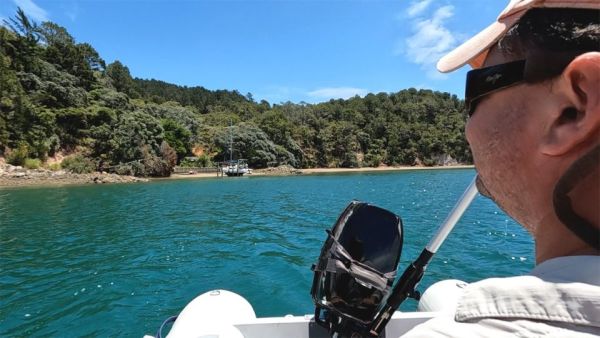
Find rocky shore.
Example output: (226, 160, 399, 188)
(253, 165, 302, 176)
(0, 164, 148, 188)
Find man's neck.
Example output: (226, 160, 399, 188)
(535, 216, 599, 264)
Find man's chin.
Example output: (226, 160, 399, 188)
(475, 173, 529, 229)
(476, 175, 494, 200)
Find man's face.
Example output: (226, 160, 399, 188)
(465, 48, 551, 233)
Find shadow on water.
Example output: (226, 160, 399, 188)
(0, 169, 533, 336)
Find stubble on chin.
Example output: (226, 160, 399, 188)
(468, 97, 535, 231)
(475, 175, 493, 200)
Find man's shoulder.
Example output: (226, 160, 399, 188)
(454, 274, 600, 325)
(529, 255, 600, 283)
(400, 315, 600, 338)
(401, 256, 600, 338)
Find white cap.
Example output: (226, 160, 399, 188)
(437, 0, 600, 73)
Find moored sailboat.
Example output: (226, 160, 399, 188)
(221, 123, 252, 177)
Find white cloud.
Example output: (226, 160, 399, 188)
(66, 9, 78, 21)
(12, 0, 49, 22)
(255, 85, 300, 104)
(406, 0, 433, 18)
(64, 1, 79, 21)
(307, 87, 368, 100)
(257, 86, 369, 104)
(402, 4, 458, 79)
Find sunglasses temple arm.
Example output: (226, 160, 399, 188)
(369, 175, 479, 337)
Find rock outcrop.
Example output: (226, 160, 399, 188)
(255, 165, 302, 176)
(0, 164, 148, 187)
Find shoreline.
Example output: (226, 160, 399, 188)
(299, 165, 474, 174)
(0, 169, 148, 189)
(164, 164, 474, 181)
(0, 165, 474, 188)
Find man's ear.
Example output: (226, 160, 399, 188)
(542, 52, 600, 156)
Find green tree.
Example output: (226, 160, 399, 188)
(77, 43, 106, 71)
(106, 61, 139, 98)
(2, 8, 40, 72)
(36, 22, 95, 88)
(161, 119, 191, 161)
(160, 141, 177, 169)
(215, 123, 296, 168)
(320, 121, 360, 168)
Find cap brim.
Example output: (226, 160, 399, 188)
(436, 14, 522, 73)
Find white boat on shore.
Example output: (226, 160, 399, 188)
(222, 159, 251, 177)
(221, 122, 252, 177)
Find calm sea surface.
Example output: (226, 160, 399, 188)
(0, 169, 534, 336)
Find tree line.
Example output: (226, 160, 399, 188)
(0, 8, 471, 177)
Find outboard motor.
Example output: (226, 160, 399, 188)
(310, 201, 403, 337)
(310, 177, 479, 338)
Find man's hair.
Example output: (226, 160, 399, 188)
(497, 8, 600, 82)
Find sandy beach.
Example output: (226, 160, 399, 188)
(164, 164, 475, 181)
(161, 172, 221, 180)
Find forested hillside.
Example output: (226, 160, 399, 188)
(0, 9, 471, 177)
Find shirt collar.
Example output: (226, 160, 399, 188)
(455, 256, 600, 327)
(530, 255, 600, 285)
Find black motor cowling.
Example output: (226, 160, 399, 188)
(311, 201, 403, 337)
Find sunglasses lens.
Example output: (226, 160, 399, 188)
(464, 60, 526, 117)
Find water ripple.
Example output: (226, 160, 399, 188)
(0, 170, 534, 336)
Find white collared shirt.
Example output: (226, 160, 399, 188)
(401, 256, 600, 337)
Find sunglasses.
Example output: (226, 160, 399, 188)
(464, 60, 525, 117)
(464, 51, 586, 117)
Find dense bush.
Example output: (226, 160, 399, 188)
(114, 163, 136, 176)
(162, 119, 191, 160)
(113, 147, 172, 177)
(215, 123, 297, 168)
(6, 142, 29, 166)
(143, 155, 171, 177)
(23, 158, 41, 169)
(48, 162, 61, 171)
(198, 154, 212, 167)
(61, 154, 95, 173)
(179, 154, 212, 167)
(122, 161, 145, 176)
(160, 141, 177, 169)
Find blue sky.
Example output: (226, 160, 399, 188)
(0, 0, 506, 104)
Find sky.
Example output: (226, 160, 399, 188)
(0, 0, 507, 104)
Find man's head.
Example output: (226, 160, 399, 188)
(437, 1, 600, 263)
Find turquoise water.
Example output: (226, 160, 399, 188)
(0, 169, 534, 336)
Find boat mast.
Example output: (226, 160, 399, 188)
(229, 121, 233, 162)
